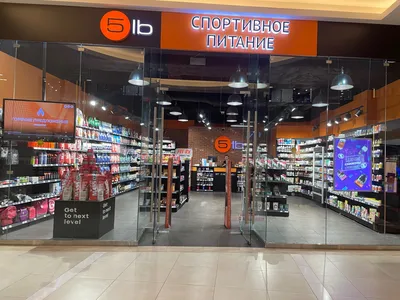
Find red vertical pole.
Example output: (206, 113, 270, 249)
(224, 160, 232, 229)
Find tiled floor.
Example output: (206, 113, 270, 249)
(1, 246, 400, 299)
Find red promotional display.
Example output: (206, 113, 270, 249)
(2, 99, 76, 142)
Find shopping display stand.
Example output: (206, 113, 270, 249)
(224, 161, 231, 229)
(53, 197, 115, 239)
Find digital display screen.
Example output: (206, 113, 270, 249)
(3, 99, 76, 142)
(333, 138, 372, 192)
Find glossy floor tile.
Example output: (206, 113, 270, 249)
(0, 246, 399, 300)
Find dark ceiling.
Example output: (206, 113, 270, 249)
(1, 40, 399, 126)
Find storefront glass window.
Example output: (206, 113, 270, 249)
(0, 37, 399, 247)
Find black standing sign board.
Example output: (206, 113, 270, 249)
(53, 197, 115, 239)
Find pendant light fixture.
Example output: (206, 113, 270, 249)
(227, 94, 243, 106)
(335, 117, 341, 124)
(327, 120, 332, 127)
(228, 66, 248, 88)
(312, 90, 328, 107)
(178, 112, 188, 122)
(255, 69, 268, 89)
(169, 103, 182, 116)
(226, 115, 237, 123)
(226, 106, 239, 116)
(291, 110, 304, 119)
(128, 64, 150, 86)
(331, 67, 354, 91)
(155, 89, 172, 106)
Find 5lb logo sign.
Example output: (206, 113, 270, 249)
(214, 136, 231, 153)
(100, 10, 153, 42)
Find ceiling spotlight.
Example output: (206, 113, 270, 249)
(227, 115, 237, 123)
(206, 122, 210, 126)
(101, 106, 106, 111)
(331, 67, 354, 91)
(312, 90, 328, 107)
(264, 127, 269, 132)
(155, 128, 159, 131)
(343, 112, 351, 121)
(335, 117, 341, 124)
(207, 126, 212, 130)
(202, 119, 206, 123)
(262, 120, 266, 123)
(355, 108, 363, 117)
(170, 105, 182, 116)
(199, 111, 204, 119)
(291, 110, 304, 119)
(290, 105, 296, 112)
(226, 106, 239, 116)
(327, 120, 332, 127)
(125, 116, 129, 120)
(227, 94, 243, 106)
(228, 65, 248, 88)
(140, 122, 145, 126)
(275, 122, 278, 126)
(128, 64, 150, 86)
(278, 116, 284, 122)
(90, 100, 97, 106)
(178, 113, 189, 122)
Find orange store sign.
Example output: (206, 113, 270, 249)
(214, 136, 232, 153)
(161, 13, 318, 56)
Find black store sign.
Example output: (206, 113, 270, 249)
(0, 4, 161, 48)
(0, 3, 399, 60)
(53, 197, 115, 239)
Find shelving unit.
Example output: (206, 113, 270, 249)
(325, 124, 400, 233)
(254, 157, 290, 217)
(0, 115, 145, 235)
(195, 166, 214, 192)
(140, 160, 189, 212)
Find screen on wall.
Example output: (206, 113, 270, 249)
(333, 138, 372, 192)
(2, 99, 76, 142)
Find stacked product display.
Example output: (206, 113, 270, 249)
(60, 149, 112, 202)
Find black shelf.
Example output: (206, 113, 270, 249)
(1, 213, 54, 233)
(327, 204, 374, 229)
(255, 210, 289, 217)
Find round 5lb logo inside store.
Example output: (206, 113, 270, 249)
(214, 136, 232, 153)
(100, 11, 131, 41)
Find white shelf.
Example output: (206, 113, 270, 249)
(0, 195, 60, 209)
(0, 179, 61, 189)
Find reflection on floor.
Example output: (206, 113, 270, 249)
(140, 192, 264, 247)
(1, 246, 400, 300)
(262, 196, 400, 245)
(1, 191, 400, 247)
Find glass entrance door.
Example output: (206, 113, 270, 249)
(239, 110, 258, 244)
